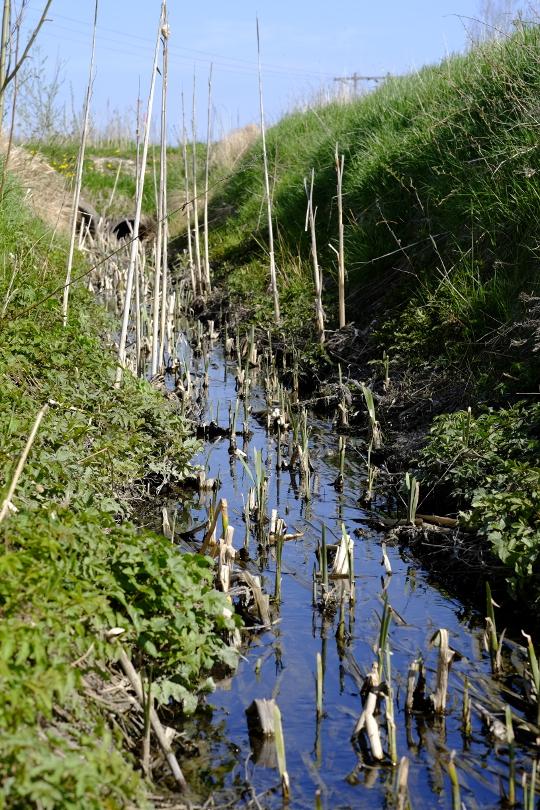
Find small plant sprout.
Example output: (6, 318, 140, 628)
(381, 542, 392, 576)
(462, 405, 472, 447)
(334, 435, 346, 491)
(377, 596, 392, 678)
(360, 383, 382, 449)
(405, 472, 420, 525)
(446, 751, 461, 810)
(320, 524, 329, 596)
(522, 631, 540, 724)
(485, 582, 502, 675)
(462, 676, 472, 738)
(385, 642, 398, 764)
(337, 364, 349, 427)
(383, 350, 390, 391)
(505, 705, 516, 806)
(273, 703, 290, 800)
(316, 651, 323, 718)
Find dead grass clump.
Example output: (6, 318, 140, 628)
(211, 124, 259, 173)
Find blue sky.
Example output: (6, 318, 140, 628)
(21, 0, 490, 138)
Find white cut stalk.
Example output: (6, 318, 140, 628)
(181, 90, 196, 294)
(158, 16, 170, 372)
(202, 62, 213, 293)
(115, 3, 163, 387)
(192, 73, 203, 294)
(0, 402, 49, 524)
(62, 0, 98, 328)
(353, 663, 384, 760)
(256, 17, 280, 324)
(335, 142, 346, 328)
(0, 0, 10, 130)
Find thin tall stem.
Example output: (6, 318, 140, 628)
(62, 0, 98, 328)
(256, 17, 280, 324)
(192, 73, 203, 295)
(158, 19, 170, 371)
(115, 3, 163, 386)
(335, 142, 346, 328)
(182, 90, 196, 295)
(305, 168, 325, 343)
(0, 0, 10, 131)
(203, 62, 213, 294)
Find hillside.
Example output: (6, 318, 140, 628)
(206, 25, 540, 600)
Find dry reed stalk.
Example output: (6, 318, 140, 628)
(305, 169, 325, 343)
(353, 662, 384, 760)
(0, 401, 50, 525)
(158, 19, 170, 371)
(256, 17, 280, 324)
(150, 17, 168, 377)
(191, 73, 203, 294)
(115, 3, 163, 386)
(334, 143, 346, 328)
(181, 90, 196, 294)
(202, 62, 213, 293)
(430, 628, 455, 714)
(62, 0, 98, 328)
(0, 0, 10, 130)
(115, 645, 187, 791)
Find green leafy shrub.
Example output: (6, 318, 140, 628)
(419, 402, 540, 596)
(0, 181, 239, 807)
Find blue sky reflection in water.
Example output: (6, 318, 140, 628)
(181, 337, 527, 810)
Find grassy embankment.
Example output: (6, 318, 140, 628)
(0, 175, 238, 807)
(29, 140, 206, 229)
(207, 26, 540, 600)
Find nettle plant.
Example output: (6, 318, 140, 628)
(418, 401, 540, 592)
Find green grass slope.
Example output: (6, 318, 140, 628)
(211, 25, 540, 388)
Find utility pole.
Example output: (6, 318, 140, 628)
(333, 72, 389, 96)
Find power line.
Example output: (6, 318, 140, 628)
(23, 3, 337, 82)
(333, 72, 390, 94)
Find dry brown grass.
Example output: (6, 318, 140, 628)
(211, 123, 259, 172)
(0, 136, 95, 236)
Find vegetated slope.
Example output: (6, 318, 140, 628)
(212, 25, 540, 386)
(209, 26, 540, 601)
(29, 140, 206, 232)
(0, 178, 238, 807)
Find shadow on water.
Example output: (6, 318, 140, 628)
(164, 330, 539, 810)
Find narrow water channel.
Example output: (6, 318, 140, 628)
(172, 328, 536, 810)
